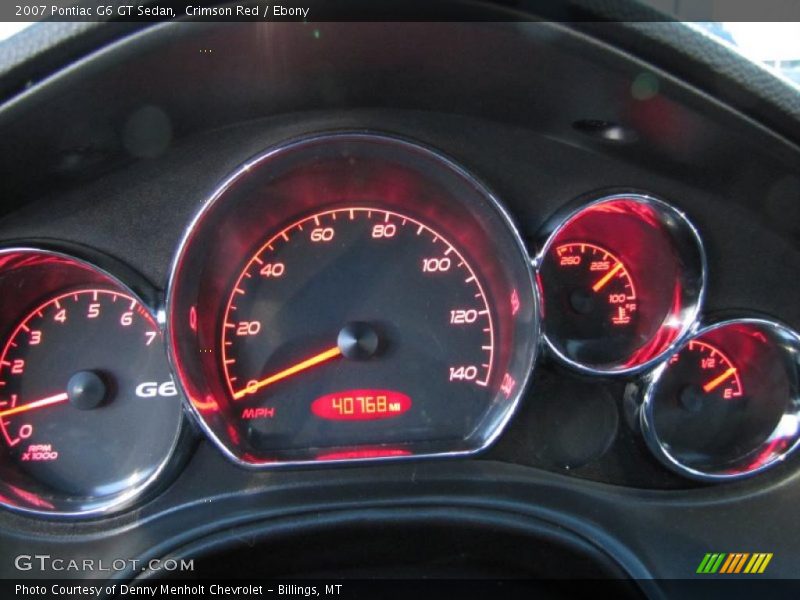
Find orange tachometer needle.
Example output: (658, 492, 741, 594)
(233, 346, 342, 400)
(0, 392, 69, 419)
(702, 367, 737, 394)
(591, 262, 624, 293)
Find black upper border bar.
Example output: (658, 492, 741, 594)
(4, 0, 800, 24)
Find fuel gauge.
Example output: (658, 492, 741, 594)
(640, 319, 800, 481)
(669, 340, 743, 410)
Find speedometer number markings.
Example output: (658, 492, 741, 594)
(222, 208, 496, 415)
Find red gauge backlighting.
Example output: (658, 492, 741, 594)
(7, 485, 55, 510)
(642, 320, 800, 480)
(166, 133, 541, 465)
(311, 389, 411, 421)
(316, 447, 413, 461)
(677, 339, 743, 400)
(540, 194, 705, 374)
(554, 242, 638, 329)
(0, 279, 184, 514)
(191, 394, 220, 413)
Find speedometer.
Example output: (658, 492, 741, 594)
(168, 133, 539, 466)
(221, 207, 496, 450)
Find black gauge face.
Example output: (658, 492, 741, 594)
(541, 242, 639, 365)
(650, 340, 748, 466)
(0, 288, 182, 503)
(169, 133, 539, 465)
(222, 207, 497, 451)
(644, 321, 800, 479)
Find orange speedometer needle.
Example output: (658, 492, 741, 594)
(591, 262, 624, 292)
(0, 392, 69, 419)
(702, 367, 738, 393)
(233, 346, 342, 400)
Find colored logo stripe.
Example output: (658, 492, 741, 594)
(696, 553, 773, 574)
(743, 553, 773, 574)
(720, 553, 749, 573)
(697, 553, 726, 573)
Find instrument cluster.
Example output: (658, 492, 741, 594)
(1, 131, 798, 518)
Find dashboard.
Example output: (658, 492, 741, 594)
(0, 10, 800, 592)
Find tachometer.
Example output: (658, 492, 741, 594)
(168, 133, 539, 466)
(0, 248, 187, 517)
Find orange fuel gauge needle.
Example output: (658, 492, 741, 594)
(233, 346, 342, 400)
(0, 392, 69, 419)
(702, 367, 738, 393)
(591, 262, 624, 293)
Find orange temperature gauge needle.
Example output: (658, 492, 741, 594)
(0, 392, 69, 419)
(702, 366, 738, 393)
(591, 262, 624, 292)
(233, 346, 342, 400)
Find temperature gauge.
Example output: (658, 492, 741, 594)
(537, 194, 705, 374)
(550, 241, 639, 341)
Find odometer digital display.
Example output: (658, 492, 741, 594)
(311, 389, 412, 421)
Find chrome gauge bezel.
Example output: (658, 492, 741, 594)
(165, 131, 541, 469)
(0, 244, 192, 519)
(534, 192, 707, 376)
(639, 317, 800, 482)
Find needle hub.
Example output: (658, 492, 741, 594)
(337, 322, 380, 360)
(679, 385, 705, 413)
(67, 371, 107, 410)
